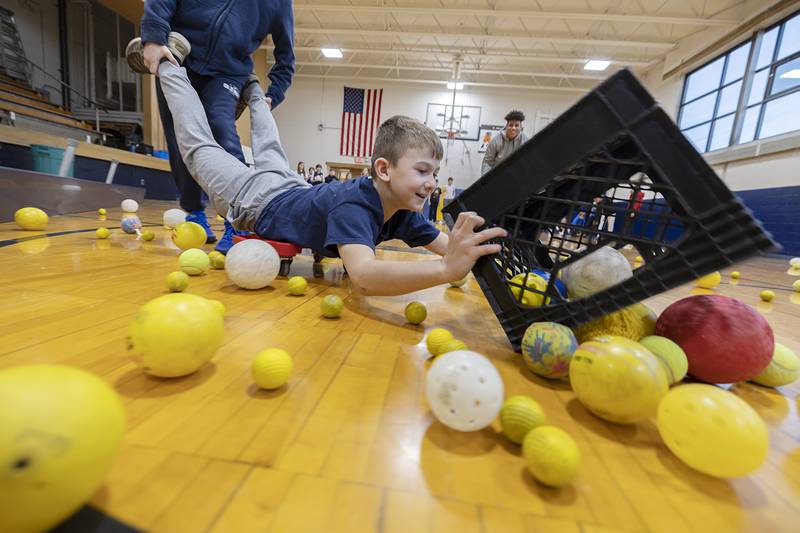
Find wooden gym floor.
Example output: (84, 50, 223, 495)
(1, 201, 799, 533)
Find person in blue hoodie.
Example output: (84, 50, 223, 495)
(129, 0, 295, 253)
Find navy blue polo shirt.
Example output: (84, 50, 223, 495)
(255, 176, 440, 257)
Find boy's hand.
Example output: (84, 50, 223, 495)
(442, 211, 506, 281)
(143, 42, 179, 74)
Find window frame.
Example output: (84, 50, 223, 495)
(678, 9, 800, 153)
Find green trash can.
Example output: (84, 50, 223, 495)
(30, 144, 74, 177)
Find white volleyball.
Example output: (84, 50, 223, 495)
(224, 239, 280, 289)
(163, 208, 187, 228)
(121, 199, 139, 213)
(561, 246, 633, 298)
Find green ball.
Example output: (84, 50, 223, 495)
(179, 248, 209, 276)
(639, 335, 688, 385)
(165, 271, 190, 292)
(321, 294, 344, 318)
(500, 395, 546, 444)
(751, 343, 800, 387)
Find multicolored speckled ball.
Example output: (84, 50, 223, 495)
(521, 322, 578, 379)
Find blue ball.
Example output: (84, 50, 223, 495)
(532, 269, 567, 299)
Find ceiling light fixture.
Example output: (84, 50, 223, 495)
(321, 48, 343, 58)
(584, 59, 611, 71)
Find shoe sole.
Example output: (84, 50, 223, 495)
(125, 32, 191, 74)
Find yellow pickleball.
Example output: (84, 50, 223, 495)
(695, 271, 721, 289)
(95, 227, 110, 239)
(426, 328, 453, 356)
(522, 426, 580, 487)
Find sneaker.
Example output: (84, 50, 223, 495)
(235, 73, 262, 120)
(126, 31, 191, 74)
(185, 210, 217, 244)
(215, 220, 249, 254)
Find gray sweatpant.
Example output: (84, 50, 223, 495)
(157, 62, 309, 231)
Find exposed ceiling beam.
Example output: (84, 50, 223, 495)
(265, 45, 652, 67)
(292, 61, 605, 81)
(292, 73, 588, 93)
(293, 4, 740, 27)
(295, 27, 676, 50)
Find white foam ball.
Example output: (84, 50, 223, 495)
(562, 246, 633, 298)
(790, 257, 800, 266)
(121, 199, 139, 213)
(426, 350, 504, 432)
(225, 239, 280, 290)
(163, 208, 187, 229)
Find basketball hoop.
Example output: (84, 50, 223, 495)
(446, 129, 457, 145)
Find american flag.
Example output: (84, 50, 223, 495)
(340, 87, 383, 157)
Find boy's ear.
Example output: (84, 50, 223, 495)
(373, 157, 391, 183)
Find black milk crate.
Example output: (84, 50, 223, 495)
(443, 69, 778, 352)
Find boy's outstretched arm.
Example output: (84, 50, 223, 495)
(339, 212, 506, 296)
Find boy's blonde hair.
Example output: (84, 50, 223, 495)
(371, 115, 443, 176)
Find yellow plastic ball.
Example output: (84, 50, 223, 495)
(793, 280, 800, 292)
(657, 384, 768, 478)
(14, 207, 48, 230)
(426, 328, 454, 356)
(760, 290, 775, 302)
(98, 208, 106, 215)
(437, 338, 467, 356)
(695, 271, 721, 289)
(141, 230, 155, 241)
(508, 272, 549, 306)
(128, 293, 224, 377)
(165, 270, 190, 292)
(522, 426, 580, 487)
(0, 365, 125, 533)
(730, 271, 741, 279)
(95, 227, 110, 239)
(404, 301, 427, 325)
(321, 294, 344, 318)
(171, 221, 207, 250)
(179, 248, 209, 276)
(208, 251, 226, 269)
(635, 255, 643, 262)
(751, 343, 800, 387)
(570, 336, 668, 424)
(500, 396, 546, 444)
(251, 348, 293, 389)
(287, 276, 308, 295)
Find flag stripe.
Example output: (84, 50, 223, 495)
(362, 89, 372, 156)
(340, 86, 382, 157)
(339, 111, 345, 155)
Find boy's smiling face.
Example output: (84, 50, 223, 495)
(379, 148, 440, 211)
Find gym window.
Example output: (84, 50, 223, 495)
(678, 10, 800, 153)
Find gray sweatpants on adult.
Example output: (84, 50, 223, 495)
(157, 62, 309, 231)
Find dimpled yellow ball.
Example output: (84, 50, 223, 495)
(95, 227, 110, 239)
(635, 255, 643, 262)
(793, 280, 800, 292)
(14, 207, 48, 230)
(657, 384, 768, 478)
(165, 270, 190, 292)
(0, 365, 125, 533)
(522, 426, 580, 487)
(500, 396, 547, 444)
(207, 251, 224, 269)
(751, 343, 800, 387)
(287, 276, 308, 295)
(98, 208, 106, 215)
(426, 328, 454, 356)
(405, 301, 427, 325)
(570, 336, 668, 424)
(438, 338, 468, 356)
(179, 248, 209, 276)
(171, 221, 207, 250)
(695, 271, 721, 289)
(128, 293, 224, 377)
(731, 271, 741, 279)
(209, 299, 226, 318)
(321, 294, 344, 318)
(760, 290, 775, 302)
(251, 348, 293, 389)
